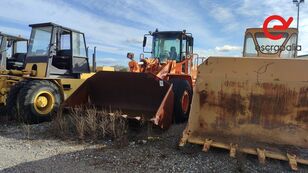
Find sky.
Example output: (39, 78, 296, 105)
(0, 0, 307, 66)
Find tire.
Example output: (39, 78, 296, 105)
(170, 78, 192, 123)
(6, 80, 28, 120)
(17, 80, 62, 123)
(0, 106, 7, 122)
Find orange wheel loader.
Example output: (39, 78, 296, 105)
(179, 28, 308, 171)
(63, 29, 201, 129)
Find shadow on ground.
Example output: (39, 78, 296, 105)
(2, 139, 307, 173)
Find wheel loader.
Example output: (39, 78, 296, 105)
(0, 33, 27, 70)
(179, 28, 308, 170)
(63, 29, 200, 128)
(0, 22, 95, 122)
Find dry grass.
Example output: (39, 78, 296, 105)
(21, 124, 31, 139)
(51, 105, 128, 143)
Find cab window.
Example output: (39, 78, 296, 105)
(28, 26, 52, 56)
(72, 32, 86, 57)
(153, 35, 181, 63)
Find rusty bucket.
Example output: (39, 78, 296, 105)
(180, 57, 308, 170)
(63, 71, 174, 129)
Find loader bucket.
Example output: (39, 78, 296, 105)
(180, 57, 308, 169)
(63, 71, 174, 129)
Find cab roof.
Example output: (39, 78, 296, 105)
(151, 30, 193, 38)
(245, 28, 298, 34)
(0, 32, 27, 41)
(29, 22, 84, 34)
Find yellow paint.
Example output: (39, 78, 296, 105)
(96, 66, 115, 72)
(25, 63, 47, 77)
(33, 90, 55, 115)
(57, 78, 87, 100)
(80, 73, 95, 79)
(182, 56, 308, 167)
(0, 75, 22, 105)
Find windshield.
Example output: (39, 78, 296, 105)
(281, 34, 297, 58)
(28, 26, 52, 56)
(255, 32, 288, 54)
(244, 33, 257, 57)
(153, 34, 181, 63)
(16, 40, 27, 53)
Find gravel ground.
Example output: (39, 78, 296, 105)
(0, 122, 307, 173)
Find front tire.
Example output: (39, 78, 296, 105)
(17, 80, 62, 123)
(6, 80, 28, 120)
(170, 78, 192, 123)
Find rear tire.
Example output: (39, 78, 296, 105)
(170, 78, 192, 123)
(17, 80, 62, 123)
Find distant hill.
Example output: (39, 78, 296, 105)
(112, 65, 128, 72)
(90, 65, 128, 72)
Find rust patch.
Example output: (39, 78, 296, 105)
(250, 84, 297, 116)
(199, 90, 208, 106)
(297, 87, 308, 107)
(211, 91, 246, 129)
(199, 122, 208, 128)
(249, 84, 298, 128)
(214, 114, 231, 129)
(224, 81, 248, 89)
(218, 91, 245, 116)
(296, 111, 308, 123)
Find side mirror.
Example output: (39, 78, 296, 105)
(7, 41, 13, 48)
(189, 37, 194, 47)
(143, 36, 147, 47)
(140, 53, 144, 60)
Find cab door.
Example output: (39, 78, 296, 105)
(71, 32, 90, 74)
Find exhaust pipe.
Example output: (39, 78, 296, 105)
(92, 47, 97, 72)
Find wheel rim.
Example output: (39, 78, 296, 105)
(181, 91, 190, 113)
(33, 91, 55, 115)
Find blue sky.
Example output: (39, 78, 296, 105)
(0, 0, 307, 66)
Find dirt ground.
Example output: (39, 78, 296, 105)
(0, 122, 307, 173)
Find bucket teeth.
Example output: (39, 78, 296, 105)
(202, 139, 213, 152)
(287, 153, 298, 171)
(179, 128, 189, 147)
(182, 57, 308, 169)
(257, 148, 266, 164)
(229, 144, 238, 158)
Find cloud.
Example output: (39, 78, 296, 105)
(0, 0, 307, 65)
(0, 0, 145, 59)
(237, 0, 264, 17)
(215, 45, 242, 52)
(0, 0, 229, 65)
(0, 25, 29, 38)
(200, 1, 241, 32)
(195, 47, 241, 58)
(124, 38, 143, 45)
(210, 6, 235, 23)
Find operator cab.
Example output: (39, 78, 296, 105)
(243, 28, 298, 58)
(143, 29, 193, 63)
(0, 33, 27, 70)
(26, 23, 90, 78)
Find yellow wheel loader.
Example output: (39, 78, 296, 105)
(0, 32, 28, 70)
(63, 29, 200, 128)
(179, 28, 308, 170)
(0, 23, 94, 123)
